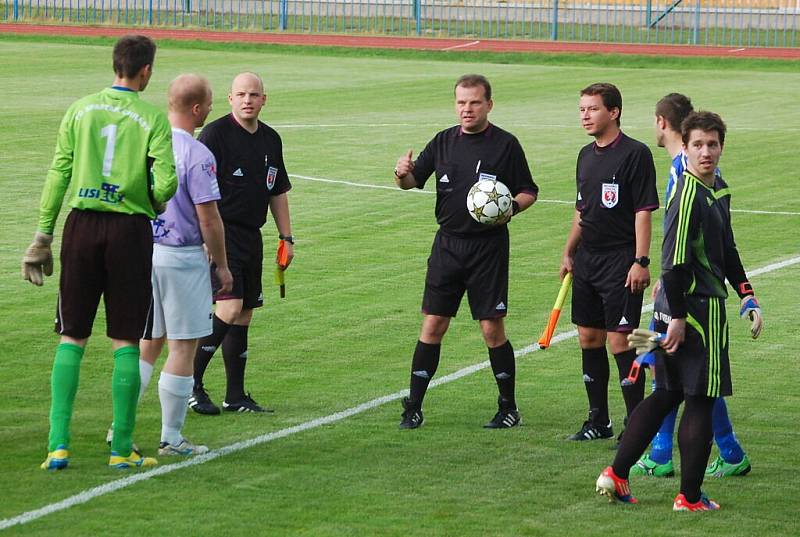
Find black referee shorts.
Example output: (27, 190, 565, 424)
(571, 245, 643, 332)
(654, 294, 732, 398)
(422, 230, 509, 320)
(212, 223, 264, 310)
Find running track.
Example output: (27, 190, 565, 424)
(1, 22, 798, 59)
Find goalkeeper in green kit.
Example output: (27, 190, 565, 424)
(22, 35, 177, 470)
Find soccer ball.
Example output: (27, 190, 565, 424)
(466, 179, 513, 225)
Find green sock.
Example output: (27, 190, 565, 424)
(48, 343, 84, 451)
(111, 346, 141, 456)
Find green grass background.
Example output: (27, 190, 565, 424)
(0, 36, 798, 536)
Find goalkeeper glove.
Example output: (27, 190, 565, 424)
(627, 328, 665, 356)
(22, 231, 54, 286)
(739, 295, 763, 339)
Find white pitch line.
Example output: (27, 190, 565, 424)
(268, 123, 800, 133)
(289, 173, 572, 204)
(731, 209, 800, 216)
(2, 254, 799, 531)
(290, 173, 800, 214)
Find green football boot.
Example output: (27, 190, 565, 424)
(705, 454, 751, 477)
(629, 454, 675, 477)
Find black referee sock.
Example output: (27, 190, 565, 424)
(222, 324, 249, 403)
(488, 340, 516, 409)
(614, 349, 645, 418)
(193, 315, 231, 390)
(678, 394, 715, 504)
(582, 347, 610, 425)
(409, 341, 441, 406)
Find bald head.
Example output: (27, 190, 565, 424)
(229, 71, 267, 130)
(231, 72, 264, 94)
(167, 74, 213, 130)
(168, 74, 211, 114)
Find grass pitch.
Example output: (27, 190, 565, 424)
(0, 36, 798, 536)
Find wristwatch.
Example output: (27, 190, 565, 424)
(279, 234, 295, 244)
(634, 256, 650, 268)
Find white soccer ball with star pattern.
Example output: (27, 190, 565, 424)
(466, 179, 513, 225)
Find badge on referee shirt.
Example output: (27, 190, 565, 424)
(601, 183, 619, 208)
(266, 167, 278, 190)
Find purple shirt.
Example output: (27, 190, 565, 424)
(152, 128, 220, 246)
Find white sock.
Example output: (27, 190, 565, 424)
(139, 360, 155, 402)
(158, 372, 194, 446)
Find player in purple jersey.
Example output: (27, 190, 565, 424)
(107, 74, 232, 455)
(629, 94, 752, 478)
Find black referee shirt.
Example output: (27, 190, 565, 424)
(413, 124, 538, 237)
(575, 132, 658, 251)
(198, 113, 291, 230)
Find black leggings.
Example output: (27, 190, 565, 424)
(612, 389, 715, 503)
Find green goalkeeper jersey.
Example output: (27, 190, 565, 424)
(38, 87, 177, 234)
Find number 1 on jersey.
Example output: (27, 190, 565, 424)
(100, 124, 117, 177)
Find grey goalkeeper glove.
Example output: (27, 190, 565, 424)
(739, 295, 763, 339)
(22, 231, 54, 286)
(627, 328, 665, 356)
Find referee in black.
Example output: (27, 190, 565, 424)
(597, 111, 763, 510)
(560, 83, 659, 441)
(189, 72, 294, 414)
(393, 74, 538, 429)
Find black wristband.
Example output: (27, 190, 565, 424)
(511, 200, 520, 216)
(279, 234, 294, 244)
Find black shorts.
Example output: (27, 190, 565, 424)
(422, 230, 509, 320)
(212, 223, 263, 309)
(56, 209, 153, 340)
(571, 245, 643, 332)
(653, 294, 731, 397)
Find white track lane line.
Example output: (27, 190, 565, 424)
(2, 258, 798, 529)
(441, 40, 481, 51)
(290, 173, 800, 215)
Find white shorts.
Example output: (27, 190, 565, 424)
(150, 244, 213, 340)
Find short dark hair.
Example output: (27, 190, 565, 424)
(455, 74, 492, 101)
(681, 111, 727, 146)
(113, 35, 157, 79)
(655, 93, 694, 132)
(580, 83, 622, 126)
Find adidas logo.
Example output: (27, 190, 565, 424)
(232, 168, 244, 177)
(495, 372, 511, 380)
(619, 316, 629, 325)
(583, 374, 595, 383)
(495, 302, 506, 311)
(412, 370, 430, 379)
(439, 174, 450, 183)
(707, 197, 714, 207)
(201, 345, 216, 352)
(501, 414, 519, 427)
